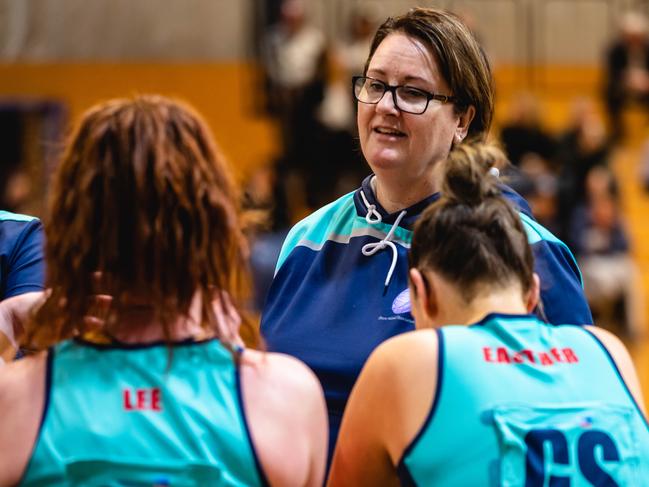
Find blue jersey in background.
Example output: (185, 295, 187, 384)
(0, 210, 45, 299)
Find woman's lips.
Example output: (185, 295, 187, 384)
(373, 127, 406, 139)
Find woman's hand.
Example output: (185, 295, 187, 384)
(0, 291, 45, 363)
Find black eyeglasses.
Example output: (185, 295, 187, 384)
(352, 76, 456, 115)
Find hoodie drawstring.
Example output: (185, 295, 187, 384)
(360, 189, 383, 224)
(360, 189, 407, 289)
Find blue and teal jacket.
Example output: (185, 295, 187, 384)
(0, 210, 44, 300)
(261, 175, 593, 458)
(399, 313, 649, 485)
(21, 338, 268, 486)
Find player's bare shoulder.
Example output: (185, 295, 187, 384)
(238, 348, 327, 440)
(240, 349, 323, 398)
(0, 352, 47, 411)
(239, 349, 327, 487)
(0, 352, 48, 485)
(371, 329, 439, 380)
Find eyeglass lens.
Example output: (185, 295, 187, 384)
(354, 77, 430, 114)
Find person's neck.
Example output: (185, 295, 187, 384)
(373, 165, 443, 214)
(103, 292, 206, 344)
(434, 288, 529, 327)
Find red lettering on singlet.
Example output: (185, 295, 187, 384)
(521, 349, 535, 363)
(563, 348, 579, 363)
(538, 352, 554, 366)
(496, 347, 511, 363)
(123, 388, 163, 412)
(510, 349, 534, 364)
(136, 389, 146, 409)
(482, 347, 577, 366)
(151, 388, 162, 411)
(123, 389, 134, 410)
(483, 347, 495, 362)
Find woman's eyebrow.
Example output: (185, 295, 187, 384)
(402, 75, 430, 84)
(366, 69, 431, 86)
(366, 68, 387, 77)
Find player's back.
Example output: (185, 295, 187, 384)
(21, 338, 266, 486)
(399, 313, 649, 486)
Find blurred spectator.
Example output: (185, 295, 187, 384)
(509, 153, 560, 235)
(604, 11, 649, 141)
(261, 0, 338, 213)
(261, 0, 327, 165)
(321, 7, 376, 132)
(499, 93, 561, 234)
(0, 109, 24, 212)
(639, 137, 649, 192)
(317, 7, 377, 199)
(570, 166, 645, 337)
(243, 165, 290, 311)
(555, 97, 612, 242)
(499, 92, 556, 167)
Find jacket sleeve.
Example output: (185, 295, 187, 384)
(532, 237, 593, 326)
(3, 219, 45, 299)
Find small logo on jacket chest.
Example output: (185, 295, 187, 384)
(391, 288, 411, 314)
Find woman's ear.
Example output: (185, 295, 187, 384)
(526, 273, 541, 313)
(456, 105, 476, 141)
(409, 268, 437, 328)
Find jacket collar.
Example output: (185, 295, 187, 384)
(353, 175, 440, 228)
(352, 174, 534, 228)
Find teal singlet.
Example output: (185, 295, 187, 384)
(21, 338, 267, 486)
(398, 314, 649, 486)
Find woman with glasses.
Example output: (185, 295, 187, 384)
(0, 95, 327, 486)
(261, 7, 593, 461)
(329, 143, 649, 485)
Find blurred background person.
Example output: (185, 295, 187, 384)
(499, 92, 556, 168)
(511, 153, 561, 236)
(244, 163, 291, 312)
(604, 11, 649, 141)
(317, 6, 378, 198)
(261, 0, 329, 211)
(570, 165, 646, 339)
(0, 96, 327, 486)
(555, 97, 613, 244)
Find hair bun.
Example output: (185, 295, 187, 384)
(442, 143, 506, 206)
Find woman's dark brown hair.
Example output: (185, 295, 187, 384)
(409, 144, 534, 302)
(23, 95, 253, 349)
(364, 7, 494, 141)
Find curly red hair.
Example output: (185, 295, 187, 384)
(24, 95, 254, 349)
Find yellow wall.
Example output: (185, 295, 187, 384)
(0, 62, 279, 181)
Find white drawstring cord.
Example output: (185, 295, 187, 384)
(360, 188, 407, 289)
(360, 189, 383, 223)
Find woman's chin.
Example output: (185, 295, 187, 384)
(366, 152, 406, 173)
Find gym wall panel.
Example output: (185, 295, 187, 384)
(536, 0, 612, 65)
(0, 0, 251, 61)
(1, 0, 644, 65)
(0, 62, 278, 180)
(446, 0, 521, 64)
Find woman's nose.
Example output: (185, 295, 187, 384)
(375, 89, 400, 115)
